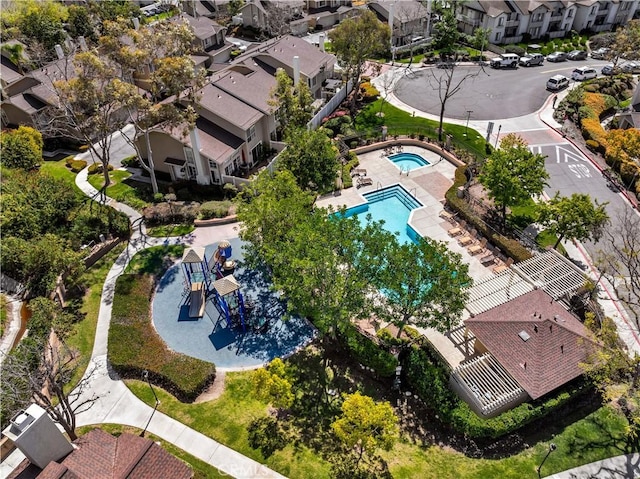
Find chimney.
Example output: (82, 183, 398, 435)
(54, 44, 64, 60)
(78, 36, 87, 51)
(132, 16, 140, 30)
(319, 33, 325, 52)
(293, 55, 300, 86)
(2, 404, 74, 469)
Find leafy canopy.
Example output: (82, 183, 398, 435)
(0, 126, 43, 170)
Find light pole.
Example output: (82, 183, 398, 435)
(494, 124, 502, 149)
(140, 369, 160, 437)
(537, 442, 557, 478)
(465, 110, 473, 137)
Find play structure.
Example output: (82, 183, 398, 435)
(212, 240, 236, 279)
(210, 275, 252, 332)
(181, 247, 212, 318)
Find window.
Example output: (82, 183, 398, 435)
(246, 124, 256, 143)
(621, 2, 630, 10)
(184, 147, 197, 179)
(203, 37, 211, 47)
(567, 8, 574, 18)
(497, 16, 504, 27)
(533, 13, 543, 22)
(311, 76, 317, 87)
(495, 32, 502, 42)
(591, 6, 597, 14)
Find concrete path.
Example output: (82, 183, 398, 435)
(0, 295, 23, 367)
(544, 452, 640, 478)
(68, 163, 287, 478)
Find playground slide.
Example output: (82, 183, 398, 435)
(189, 283, 206, 318)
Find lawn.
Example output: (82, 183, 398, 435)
(510, 200, 567, 255)
(358, 100, 489, 161)
(76, 424, 228, 479)
(123, 245, 185, 275)
(146, 223, 195, 237)
(88, 169, 152, 210)
(40, 158, 83, 194)
(128, 367, 632, 479)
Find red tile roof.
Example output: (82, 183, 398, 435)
(465, 289, 598, 399)
(35, 429, 192, 479)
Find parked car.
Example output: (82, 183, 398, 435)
(567, 50, 588, 61)
(601, 64, 621, 76)
(571, 67, 597, 81)
(519, 53, 545, 67)
(590, 47, 610, 60)
(547, 51, 568, 62)
(490, 53, 520, 69)
(621, 61, 640, 74)
(546, 74, 569, 91)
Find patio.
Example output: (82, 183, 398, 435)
(152, 237, 317, 370)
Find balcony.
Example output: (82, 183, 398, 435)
(502, 35, 523, 44)
(456, 13, 481, 27)
(505, 19, 519, 27)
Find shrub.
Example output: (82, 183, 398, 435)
(505, 45, 525, 56)
(362, 85, 380, 102)
(142, 201, 200, 226)
(71, 209, 130, 245)
(87, 162, 114, 175)
(199, 200, 233, 220)
(342, 151, 359, 189)
(324, 115, 354, 137)
(109, 273, 216, 402)
(65, 157, 87, 173)
(121, 155, 140, 168)
(585, 139, 600, 151)
(340, 324, 398, 377)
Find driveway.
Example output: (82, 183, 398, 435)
(394, 58, 611, 120)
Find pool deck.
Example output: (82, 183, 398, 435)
(316, 145, 496, 368)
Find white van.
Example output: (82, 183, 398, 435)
(546, 75, 569, 91)
(571, 67, 597, 81)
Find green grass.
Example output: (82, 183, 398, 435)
(128, 370, 632, 479)
(66, 243, 127, 389)
(0, 294, 7, 338)
(358, 100, 489, 160)
(619, 98, 632, 108)
(76, 424, 228, 479)
(88, 169, 151, 210)
(40, 158, 83, 194)
(509, 200, 567, 255)
(123, 245, 185, 275)
(146, 224, 195, 237)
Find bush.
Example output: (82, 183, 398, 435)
(109, 273, 216, 402)
(121, 155, 140, 168)
(340, 324, 398, 377)
(65, 156, 88, 173)
(585, 139, 600, 151)
(87, 162, 114, 175)
(505, 45, 525, 56)
(70, 209, 130, 245)
(199, 200, 233, 220)
(142, 201, 200, 226)
(342, 151, 359, 189)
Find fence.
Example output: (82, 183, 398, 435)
(307, 79, 354, 130)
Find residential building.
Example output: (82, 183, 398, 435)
(368, 0, 430, 46)
(179, 13, 233, 66)
(240, 0, 305, 36)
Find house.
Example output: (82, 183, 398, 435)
(573, 0, 640, 33)
(368, 0, 430, 47)
(289, 1, 357, 36)
(7, 428, 193, 478)
(240, 0, 305, 36)
(451, 289, 598, 417)
(180, 0, 220, 18)
(178, 13, 233, 66)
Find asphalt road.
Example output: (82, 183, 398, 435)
(394, 58, 612, 120)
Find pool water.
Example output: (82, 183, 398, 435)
(343, 185, 422, 244)
(388, 152, 430, 172)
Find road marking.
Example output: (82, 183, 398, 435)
(530, 146, 543, 154)
(556, 145, 587, 163)
(528, 142, 572, 147)
(540, 67, 572, 73)
(568, 164, 592, 178)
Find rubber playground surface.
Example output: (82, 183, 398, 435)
(152, 237, 317, 369)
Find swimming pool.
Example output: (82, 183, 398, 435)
(343, 185, 422, 244)
(388, 152, 430, 172)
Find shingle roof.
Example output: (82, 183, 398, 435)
(465, 289, 598, 399)
(181, 13, 225, 40)
(198, 83, 263, 129)
(211, 62, 277, 114)
(36, 429, 192, 479)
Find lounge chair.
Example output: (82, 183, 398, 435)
(350, 168, 367, 177)
(493, 257, 514, 274)
(458, 234, 474, 246)
(439, 210, 455, 223)
(467, 238, 487, 255)
(357, 177, 373, 188)
(480, 253, 496, 265)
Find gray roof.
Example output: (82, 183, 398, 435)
(181, 13, 225, 40)
(198, 83, 263, 129)
(211, 62, 277, 114)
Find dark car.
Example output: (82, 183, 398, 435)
(590, 47, 610, 59)
(601, 64, 621, 76)
(567, 50, 587, 61)
(621, 61, 640, 74)
(547, 51, 568, 62)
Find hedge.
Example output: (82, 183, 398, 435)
(339, 323, 398, 377)
(109, 273, 216, 402)
(199, 200, 233, 220)
(87, 163, 114, 175)
(445, 166, 533, 263)
(65, 156, 87, 173)
(341, 151, 359, 189)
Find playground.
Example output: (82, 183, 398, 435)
(152, 237, 317, 369)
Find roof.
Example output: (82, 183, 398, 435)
(211, 61, 277, 114)
(466, 289, 598, 399)
(212, 274, 240, 296)
(197, 83, 263, 130)
(0, 55, 24, 86)
(371, 0, 429, 20)
(13, 429, 192, 479)
(180, 13, 225, 40)
(4, 93, 47, 115)
(182, 246, 206, 263)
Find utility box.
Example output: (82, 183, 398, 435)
(2, 404, 73, 469)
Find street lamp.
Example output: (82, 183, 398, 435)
(140, 369, 160, 437)
(465, 110, 473, 137)
(494, 124, 502, 149)
(537, 442, 557, 478)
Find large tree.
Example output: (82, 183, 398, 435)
(277, 128, 340, 192)
(1, 0, 68, 51)
(268, 68, 314, 138)
(332, 392, 398, 467)
(0, 125, 43, 170)
(329, 10, 390, 113)
(537, 193, 609, 249)
(431, 7, 459, 53)
(608, 19, 640, 64)
(376, 237, 471, 338)
(479, 133, 549, 229)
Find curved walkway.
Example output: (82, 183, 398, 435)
(71, 166, 286, 478)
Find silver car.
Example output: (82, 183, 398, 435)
(519, 53, 545, 67)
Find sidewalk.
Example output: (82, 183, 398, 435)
(544, 452, 639, 478)
(68, 166, 287, 478)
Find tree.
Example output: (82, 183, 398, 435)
(278, 128, 340, 192)
(472, 27, 491, 59)
(252, 358, 294, 414)
(332, 392, 398, 466)
(608, 19, 640, 64)
(425, 52, 485, 142)
(376, 237, 471, 338)
(88, 0, 141, 32)
(0, 337, 98, 440)
(329, 10, 390, 113)
(479, 133, 549, 229)
(595, 207, 640, 331)
(0, 126, 43, 170)
(1, 0, 68, 51)
(537, 193, 609, 249)
(67, 5, 95, 40)
(100, 19, 206, 194)
(431, 7, 459, 53)
(268, 68, 314, 138)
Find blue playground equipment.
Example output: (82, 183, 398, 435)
(181, 247, 212, 318)
(212, 240, 235, 279)
(210, 275, 248, 332)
